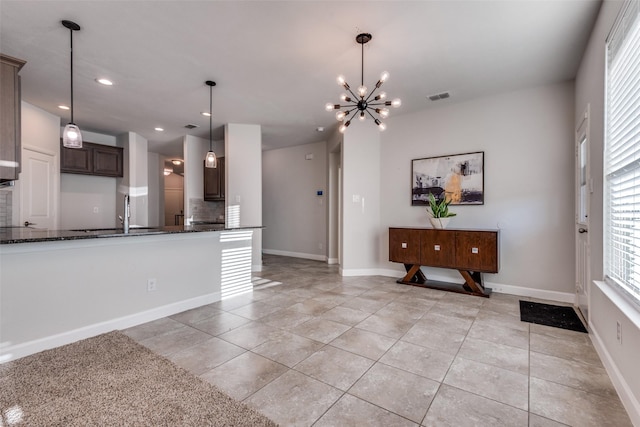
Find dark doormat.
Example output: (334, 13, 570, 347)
(519, 301, 587, 333)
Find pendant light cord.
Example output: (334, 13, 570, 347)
(69, 27, 74, 123)
(360, 40, 364, 88)
(209, 83, 213, 151)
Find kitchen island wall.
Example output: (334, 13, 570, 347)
(0, 228, 254, 362)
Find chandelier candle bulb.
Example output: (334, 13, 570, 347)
(375, 92, 386, 101)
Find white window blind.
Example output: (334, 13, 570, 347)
(605, 0, 640, 304)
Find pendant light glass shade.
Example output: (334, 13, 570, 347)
(204, 80, 217, 168)
(205, 150, 217, 168)
(62, 123, 82, 148)
(61, 20, 82, 148)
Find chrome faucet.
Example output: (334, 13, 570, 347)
(118, 194, 130, 234)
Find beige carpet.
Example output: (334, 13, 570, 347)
(0, 331, 277, 426)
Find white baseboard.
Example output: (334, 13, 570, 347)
(370, 268, 575, 303)
(590, 326, 640, 426)
(340, 268, 388, 276)
(0, 292, 221, 364)
(327, 258, 339, 265)
(263, 248, 326, 262)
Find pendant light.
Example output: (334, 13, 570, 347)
(61, 20, 83, 148)
(204, 80, 217, 168)
(325, 33, 401, 133)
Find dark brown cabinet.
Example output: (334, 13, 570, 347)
(389, 227, 499, 297)
(0, 54, 26, 182)
(204, 157, 225, 201)
(60, 140, 123, 177)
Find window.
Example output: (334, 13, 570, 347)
(604, 0, 640, 304)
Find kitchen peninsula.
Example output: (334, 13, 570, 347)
(0, 225, 259, 362)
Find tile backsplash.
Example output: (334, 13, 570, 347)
(0, 191, 12, 227)
(189, 198, 225, 222)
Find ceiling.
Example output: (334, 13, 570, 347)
(0, 1, 601, 159)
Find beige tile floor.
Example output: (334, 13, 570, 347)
(123, 255, 632, 426)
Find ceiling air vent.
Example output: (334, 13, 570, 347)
(428, 91, 451, 101)
(184, 124, 199, 129)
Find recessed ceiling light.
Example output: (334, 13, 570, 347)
(172, 160, 182, 165)
(58, 105, 70, 110)
(316, 127, 324, 132)
(201, 112, 211, 117)
(96, 78, 113, 86)
(154, 127, 164, 132)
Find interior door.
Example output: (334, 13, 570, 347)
(20, 147, 57, 229)
(575, 106, 591, 323)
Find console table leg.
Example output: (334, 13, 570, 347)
(401, 264, 427, 284)
(458, 270, 488, 296)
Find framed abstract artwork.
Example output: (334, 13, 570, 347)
(411, 151, 484, 206)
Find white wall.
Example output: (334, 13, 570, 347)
(116, 132, 149, 227)
(341, 120, 382, 274)
(380, 82, 575, 297)
(60, 130, 118, 229)
(147, 152, 163, 227)
(183, 134, 208, 222)
(225, 123, 263, 270)
(262, 141, 327, 260)
(575, 1, 640, 423)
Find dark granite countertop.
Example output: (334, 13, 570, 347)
(0, 224, 261, 245)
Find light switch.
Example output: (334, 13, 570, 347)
(472, 247, 479, 254)
(401, 242, 407, 249)
(434, 245, 440, 251)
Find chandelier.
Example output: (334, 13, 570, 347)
(326, 33, 401, 133)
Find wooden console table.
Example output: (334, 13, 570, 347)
(389, 227, 499, 298)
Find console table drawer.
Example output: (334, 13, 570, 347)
(420, 230, 456, 268)
(455, 231, 498, 272)
(389, 227, 420, 264)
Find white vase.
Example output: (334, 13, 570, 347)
(429, 217, 451, 229)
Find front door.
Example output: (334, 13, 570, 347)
(575, 106, 591, 323)
(20, 148, 57, 230)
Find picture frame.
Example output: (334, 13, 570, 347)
(411, 151, 484, 206)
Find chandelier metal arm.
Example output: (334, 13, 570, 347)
(346, 109, 359, 123)
(343, 83, 360, 102)
(365, 108, 379, 121)
(363, 84, 381, 104)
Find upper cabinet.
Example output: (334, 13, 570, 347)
(0, 54, 26, 182)
(204, 157, 225, 201)
(60, 140, 123, 177)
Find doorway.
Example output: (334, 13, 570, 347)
(328, 146, 342, 265)
(20, 147, 57, 229)
(164, 159, 184, 226)
(575, 105, 591, 323)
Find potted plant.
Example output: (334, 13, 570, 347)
(426, 193, 456, 229)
